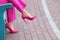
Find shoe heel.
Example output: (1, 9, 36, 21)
(22, 18, 27, 24)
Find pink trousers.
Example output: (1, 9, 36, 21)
(0, 0, 26, 22)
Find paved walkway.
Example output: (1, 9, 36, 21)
(6, 0, 60, 40)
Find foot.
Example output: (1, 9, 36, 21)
(6, 23, 18, 33)
(22, 14, 36, 20)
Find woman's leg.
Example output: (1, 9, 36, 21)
(8, 0, 33, 17)
(6, 7, 18, 33)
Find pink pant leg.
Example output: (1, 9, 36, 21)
(8, 0, 26, 12)
(0, 0, 7, 4)
(6, 7, 16, 22)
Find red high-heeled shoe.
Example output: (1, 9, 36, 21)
(6, 23, 18, 33)
(22, 14, 36, 22)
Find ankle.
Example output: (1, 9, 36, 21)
(6, 22, 15, 30)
